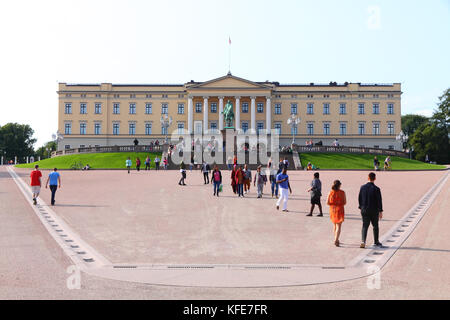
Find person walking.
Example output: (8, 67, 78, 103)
(254, 165, 267, 198)
(373, 156, 380, 171)
(243, 164, 252, 194)
(358, 172, 383, 248)
(227, 156, 233, 170)
(136, 157, 141, 172)
(235, 165, 245, 197)
(125, 157, 132, 173)
(145, 156, 151, 170)
(307, 172, 323, 217)
(230, 165, 237, 194)
(30, 164, 42, 205)
(201, 161, 210, 184)
(154, 156, 160, 171)
(163, 157, 168, 170)
(45, 168, 61, 206)
(269, 167, 280, 198)
(178, 162, 187, 185)
(212, 166, 222, 197)
(276, 167, 292, 212)
(327, 180, 346, 247)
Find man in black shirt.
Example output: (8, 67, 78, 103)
(358, 172, 383, 248)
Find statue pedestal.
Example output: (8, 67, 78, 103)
(222, 128, 236, 156)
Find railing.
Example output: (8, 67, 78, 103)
(293, 145, 409, 158)
(51, 145, 163, 158)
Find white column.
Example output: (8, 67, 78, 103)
(235, 97, 240, 130)
(187, 96, 193, 134)
(219, 97, 224, 131)
(203, 97, 208, 133)
(250, 96, 256, 131)
(266, 96, 271, 133)
(1, 156, 3, 165)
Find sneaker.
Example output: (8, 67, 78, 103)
(374, 242, 383, 247)
(317, 214, 323, 217)
(360, 243, 365, 248)
(306, 213, 313, 217)
(276, 205, 279, 210)
(282, 209, 289, 212)
(33, 198, 37, 205)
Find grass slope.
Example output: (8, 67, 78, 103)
(299, 153, 446, 170)
(15, 152, 162, 169)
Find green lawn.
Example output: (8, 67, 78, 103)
(15, 152, 162, 169)
(299, 153, 446, 170)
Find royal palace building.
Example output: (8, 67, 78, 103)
(57, 74, 402, 150)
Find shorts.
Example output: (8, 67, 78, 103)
(31, 186, 41, 194)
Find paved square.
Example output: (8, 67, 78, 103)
(14, 168, 445, 267)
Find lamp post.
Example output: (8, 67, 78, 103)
(396, 130, 410, 158)
(287, 114, 301, 145)
(160, 114, 173, 144)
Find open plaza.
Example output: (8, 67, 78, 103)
(0, 164, 449, 299)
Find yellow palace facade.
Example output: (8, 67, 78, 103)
(57, 74, 402, 150)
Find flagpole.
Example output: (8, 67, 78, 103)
(228, 36, 231, 74)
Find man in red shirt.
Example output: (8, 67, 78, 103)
(30, 164, 42, 205)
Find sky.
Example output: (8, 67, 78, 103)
(0, 0, 449, 147)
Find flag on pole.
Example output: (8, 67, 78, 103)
(229, 36, 231, 45)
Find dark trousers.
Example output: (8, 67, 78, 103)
(155, 162, 160, 170)
(145, 163, 150, 170)
(237, 183, 244, 197)
(179, 172, 186, 185)
(136, 165, 140, 172)
(50, 185, 57, 205)
(361, 209, 380, 244)
(203, 172, 209, 184)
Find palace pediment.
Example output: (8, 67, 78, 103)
(186, 74, 273, 90)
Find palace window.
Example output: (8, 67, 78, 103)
(210, 103, 217, 113)
(242, 103, 249, 113)
(79, 123, 86, 135)
(113, 103, 120, 114)
(323, 123, 330, 135)
(161, 103, 168, 114)
(358, 103, 365, 114)
(387, 122, 395, 135)
(114, 94, 120, 98)
(340, 123, 347, 135)
(130, 94, 136, 98)
(94, 123, 101, 135)
(177, 123, 185, 134)
(210, 122, 217, 132)
(291, 124, 298, 135)
(65, 103, 72, 114)
(145, 103, 152, 114)
(162, 94, 168, 98)
(274, 122, 282, 134)
(145, 123, 152, 135)
(307, 123, 314, 135)
(339, 103, 346, 115)
(241, 122, 249, 132)
(274, 103, 282, 114)
(358, 123, 365, 135)
(64, 123, 71, 135)
(162, 126, 168, 135)
(307, 103, 314, 114)
(95, 103, 102, 114)
(178, 103, 184, 114)
(373, 123, 380, 135)
(372, 103, 380, 114)
(290, 103, 297, 115)
(129, 103, 136, 114)
(195, 102, 202, 113)
(146, 94, 152, 98)
(129, 123, 136, 135)
(113, 123, 120, 135)
(323, 103, 330, 115)
(80, 103, 87, 114)
(387, 103, 394, 114)
(257, 122, 264, 134)
(257, 103, 264, 113)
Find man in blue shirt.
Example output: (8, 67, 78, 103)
(45, 168, 61, 206)
(276, 168, 292, 212)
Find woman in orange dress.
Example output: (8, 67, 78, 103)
(327, 180, 346, 247)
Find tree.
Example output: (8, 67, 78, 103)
(35, 141, 57, 159)
(409, 88, 450, 164)
(409, 122, 449, 163)
(0, 123, 36, 161)
(401, 114, 429, 136)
